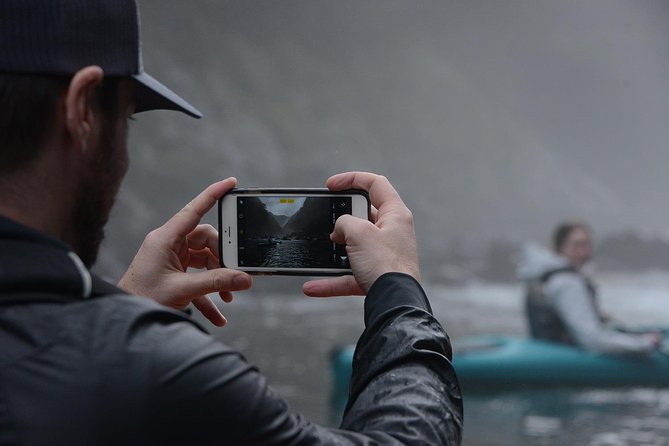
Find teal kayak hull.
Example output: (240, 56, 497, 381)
(452, 335, 669, 389)
(330, 335, 669, 421)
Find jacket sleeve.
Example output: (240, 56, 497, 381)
(546, 273, 656, 355)
(138, 273, 463, 445)
(339, 272, 463, 445)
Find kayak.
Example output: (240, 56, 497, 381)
(330, 335, 669, 420)
(451, 335, 669, 389)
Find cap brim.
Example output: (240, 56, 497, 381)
(131, 72, 202, 119)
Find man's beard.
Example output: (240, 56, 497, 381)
(70, 121, 126, 268)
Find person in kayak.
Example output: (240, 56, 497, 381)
(0, 1, 462, 444)
(517, 221, 661, 355)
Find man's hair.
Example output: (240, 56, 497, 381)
(552, 221, 591, 252)
(0, 74, 122, 175)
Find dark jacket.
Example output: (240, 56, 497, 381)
(0, 216, 463, 445)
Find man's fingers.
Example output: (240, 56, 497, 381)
(174, 269, 252, 300)
(207, 253, 222, 271)
(331, 214, 374, 245)
(369, 205, 379, 223)
(187, 224, 220, 257)
(163, 178, 237, 238)
(219, 291, 234, 303)
(187, 248, 222, 270)
(327, 172, 403, 211)
(188, 249, 214, 269)
(192, 295, 227, 327)
(330, 214, 350, 245)
(303, 276, 365, 297)
(187, 251, 233, 303)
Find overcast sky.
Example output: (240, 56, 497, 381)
(260, 197, 306, 217)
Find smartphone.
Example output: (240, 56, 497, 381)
(218, 188, 370, 275)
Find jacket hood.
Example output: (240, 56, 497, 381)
(516, 243, 570, 282)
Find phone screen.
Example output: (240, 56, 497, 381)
(236, 195, 352, 269)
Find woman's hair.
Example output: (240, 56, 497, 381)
(552, 221, 591, 253)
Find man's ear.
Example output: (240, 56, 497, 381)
(64, 66, 104, 152)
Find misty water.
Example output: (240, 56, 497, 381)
(248, 240, 338, 268)
(192, 272, 669, 446)
(262, 241, 314, 267)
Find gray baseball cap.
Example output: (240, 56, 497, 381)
(0, 0, 202, 118)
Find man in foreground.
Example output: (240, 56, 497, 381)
(0, 1, 462, 444)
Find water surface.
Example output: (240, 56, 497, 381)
(194, 272, 669, 445)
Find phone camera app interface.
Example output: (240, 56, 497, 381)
(237, 196, 352, 268)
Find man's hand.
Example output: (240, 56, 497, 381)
(118, 178, 252, 326)
(303, 172, 420, 297)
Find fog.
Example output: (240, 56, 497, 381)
(97, 0, 669, 282)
